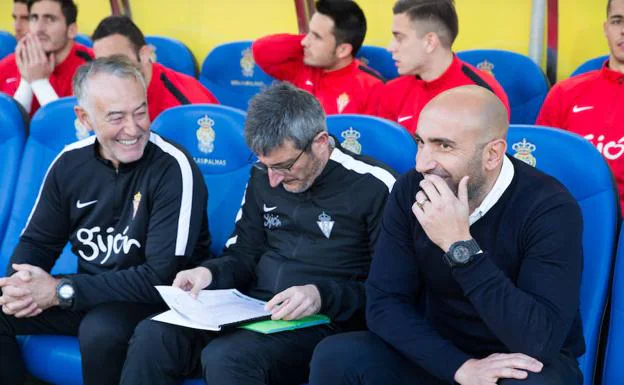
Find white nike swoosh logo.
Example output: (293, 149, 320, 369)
(305, 80, 313, 86)
(76, 200, 98, 209)
(398, 115, 414, 123)
(572, 105, 594, 113)
(263, 204, 277, 212)
(6, 77, 17, 84)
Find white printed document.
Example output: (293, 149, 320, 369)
(152, 286, 272, 331)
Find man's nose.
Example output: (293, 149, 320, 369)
(268, 168, 285, 188)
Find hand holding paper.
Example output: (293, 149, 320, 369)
(173, 266, 213, 298)
(265, 284, 321, 321)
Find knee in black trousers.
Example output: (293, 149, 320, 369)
(78, 302, 163, 385)
(310, 331, 445, 385)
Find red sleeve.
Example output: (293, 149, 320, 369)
(535, 85, 563, 128)
(363, 81, 384, 116)
(0, 55, 19, 96)
(483, 75, 511, 122)
(372, 82, 401, 121)
(183, 76, 220, 104)
(252, 34, 305, 81)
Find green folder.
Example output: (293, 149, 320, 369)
(240, 314, 330, 334)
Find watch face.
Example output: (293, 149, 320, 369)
(452, 245, 472, 263)
(59, 284, 75, 299)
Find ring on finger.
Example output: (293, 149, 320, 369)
(416, 197, 429, 209)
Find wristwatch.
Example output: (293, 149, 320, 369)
(55, 278, 75, 309)
(443, 239, 482, 268)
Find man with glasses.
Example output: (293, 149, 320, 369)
(120, 82, 397, 385)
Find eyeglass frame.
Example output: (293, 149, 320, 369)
(252, 132, 321, 174)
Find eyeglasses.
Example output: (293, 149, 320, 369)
(253, 138, 314, 174)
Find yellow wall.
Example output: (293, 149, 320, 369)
(0, 0, 611, 81)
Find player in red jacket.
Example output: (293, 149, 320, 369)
(537, 0, 624, 212)
(371, 0, 509, 134)
(0, 0, 92, 116)
(252, 0, 384, 115)
(92, 16, 218, 122)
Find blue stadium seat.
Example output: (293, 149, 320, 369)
(327, 114, 416, 174)
(200, 41, 274, 111)
(152, 104, 252, 257)
(570, 55, 608, 77)
(602, 224, 624, 385)
(0, 97, 89, 277)
(506, 125, 618, 385)
(1, 97, 93, 385)
(0, 94, 26, 250)
(0, 31, 16, 60)
(74, 33, 92, 48)
(146, 35, 198, 78)
(457, 49, 549, 125)
(356, 45, 398, 81)
(18, 332, 203, 385)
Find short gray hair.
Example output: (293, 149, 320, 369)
(73, 55, 146, 112)
(245, 82, 327, 156)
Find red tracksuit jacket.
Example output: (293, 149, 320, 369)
(536, 61, 624, 212)
(0, 42, 93, 116)
(371, 55, 510, 134)
(252, 34, 384, 115)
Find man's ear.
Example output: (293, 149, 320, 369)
(138, 44, 155, 64)
(67, 23, 77, 40)
(483, 139, 507, 171)
(423, 32, 440, 54)
(74, 105, 94, 132)
(335, 42, 353, 60)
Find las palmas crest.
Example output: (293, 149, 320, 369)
(341, 127, 362, 154)
(196, 115, 216, 154)
(240, 48, 255, 77)
(512, 138, 537, 167)
(477, 59, 495, 77)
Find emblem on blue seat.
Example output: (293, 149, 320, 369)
(241, 48, 255, 78)
(477, 59, 495, 77)
(341, 127, 362, 154)
(512, 138, 537, 167)
(196, 114, 216, 154)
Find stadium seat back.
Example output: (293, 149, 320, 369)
(327, 114, 416, 174)
(146, 35, 198, 77)
(151, 104, 252, 256)
(570, 55, 608, 77)
(0, 97, 88, 276)
(74, 33, 92, 48)
(603, 224, 624, 385)
(0, 31, 16, 60)
(507, 124, 618, 385)
(0, 94, 26, 259)
(200, 41, 274, 111)
(356, 45, 398, 81)
(457, 49, 549, 124)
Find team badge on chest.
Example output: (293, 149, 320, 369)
(132, 192, 142, 219)
(317, 211, 335, 239)
(337, 93, 350, 113)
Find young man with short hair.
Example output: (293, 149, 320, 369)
(253, 0, 384, 115)
(372, 0, 509, 133)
